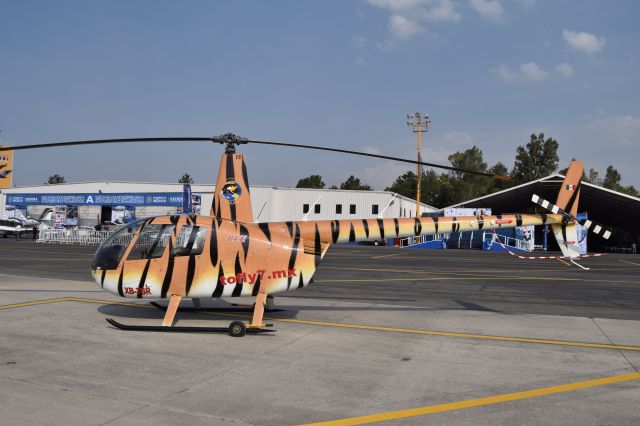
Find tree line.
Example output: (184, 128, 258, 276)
(294, 133, 639, 208)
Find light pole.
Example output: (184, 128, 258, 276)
(406, 113, 430, 217)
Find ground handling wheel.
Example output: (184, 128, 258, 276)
(229, 321, 246, 337)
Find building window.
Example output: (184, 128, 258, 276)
(303, 204, 309, 214)
(314, 204, 321, 214)
(350, 204, 356, 214)
(372, 204, 379, 215)
(336, 204, 342, 214)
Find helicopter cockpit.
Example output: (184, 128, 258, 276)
(92, 218, 209, 270)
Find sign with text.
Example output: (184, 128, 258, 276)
(6, 192, 185, 206)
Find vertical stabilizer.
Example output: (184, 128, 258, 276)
(556, 160, 583, 217)
(210, 153, 254, 223)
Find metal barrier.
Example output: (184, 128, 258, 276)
(483, 232, 533, 252)
(37, 228, 113, 245)
(400, 234, 447, 247)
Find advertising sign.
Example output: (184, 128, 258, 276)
(182, 184, 193, 214)
(53, 206, 67, 229)
(6, 192, 185, 206)
(0, 147, 13, 189)
(443, 207, 492, 217)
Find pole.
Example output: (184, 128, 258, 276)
(407, 113, 430, 218)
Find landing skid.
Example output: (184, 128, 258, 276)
(149, 301, 285, 313)
(106, 318, 274, 336)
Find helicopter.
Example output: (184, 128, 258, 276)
(0, 134, 611, 336)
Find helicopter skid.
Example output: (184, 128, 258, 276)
(106, 318, 274, 335)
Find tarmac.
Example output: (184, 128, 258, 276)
(1, 239, 639, 425)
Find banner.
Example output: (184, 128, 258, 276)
(6, 192, 184, 206)
(0, 147, 13, 189)
(182, 184, 192, 214)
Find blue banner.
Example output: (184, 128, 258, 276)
(6, 193, 185, 206)
(182, 184, 192, 214)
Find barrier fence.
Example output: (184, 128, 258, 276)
(37, 229, 113, 245)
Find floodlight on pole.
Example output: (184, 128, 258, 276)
(406, 113, 430, 217)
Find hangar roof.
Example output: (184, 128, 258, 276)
(446, 174, 640, 234)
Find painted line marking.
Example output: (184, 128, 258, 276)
(371, 253, 403, 259)
(299, 372, 640, 425)
(3, 297, 640, 352)
(0, 297, 72, 310)
(619, 259, 640, 267)
(556, 258, 571, 267)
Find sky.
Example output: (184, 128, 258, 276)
(1, 0, 638, 190)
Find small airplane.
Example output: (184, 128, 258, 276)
(0, 134, 612, 336)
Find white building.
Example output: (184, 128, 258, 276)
(0, 181, 434, 227)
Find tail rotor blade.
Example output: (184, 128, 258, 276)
(531, 194, 611, 240)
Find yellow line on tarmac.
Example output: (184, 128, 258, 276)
(4, 297, 640, 352)
(202, 311, 640, 352)
(619, 259, 640, 267)
(556, 258, 571, 267)
(316, 276, 640, 285)
(299, 372, 640, 425)
(371, 253, 403, 259)
(0, 297, 72, 310)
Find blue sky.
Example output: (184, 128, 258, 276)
(1, 0, 638, 190)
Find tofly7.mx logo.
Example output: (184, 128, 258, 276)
(220, 269, 297, 285)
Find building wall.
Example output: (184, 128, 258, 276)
(1, 181, 434, 224)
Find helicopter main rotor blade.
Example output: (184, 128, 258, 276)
(0, 135, 507, 179)
(0, 137, 212, 151)
(245, 139, 500, 178)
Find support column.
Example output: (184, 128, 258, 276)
(251, 293, 267, 327)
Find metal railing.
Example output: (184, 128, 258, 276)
(483, 232, 533, 252)
(37, 228, 113, 245)
(399, 234, 447, 247)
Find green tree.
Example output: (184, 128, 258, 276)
(447, 145, 490, 203)
(339, 175, 372, 191)
(511, 133, 559, 184)
(296, 174, 325, 189)
(602, 165, 621, 190)
(46, 174, 65, 184)
(488, 162, 512, 193)
(385, 171, 418, 200)
(178, 173, 194, 184)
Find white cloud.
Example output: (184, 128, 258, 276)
(491, 62, 548, 83)
(562, 30, 606, 54)
(555, 62, 575, 77)
(588, 115, 640, 147)
(351, 35, 368, 48)
(389, 14, 424, 40)
(468, 0, 505, 22)
(519, 62, 548, 81)
(366, 0, 460, 47)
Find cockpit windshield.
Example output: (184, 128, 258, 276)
(92, 219, 146, 270)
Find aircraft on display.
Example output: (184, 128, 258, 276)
(0, 134, 612, 336)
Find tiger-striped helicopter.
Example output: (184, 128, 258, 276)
(0, 134, 609, 336)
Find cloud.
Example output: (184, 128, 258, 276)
(588, 115, 640, 147)
(366, 0, 460, 46)
(351, 35, 368, 48)
(562, 30, 606, 54)
(555, 62, 575, 77)
(468, 0, 505, 22)
(491, 62, 548, 83)
(389, 14, 424, 39)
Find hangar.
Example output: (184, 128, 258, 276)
(447, 173, 640, 250)
(0, 181, 434, 228)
